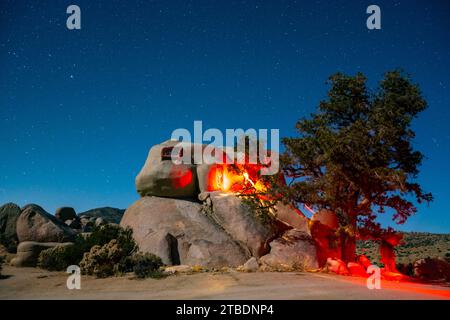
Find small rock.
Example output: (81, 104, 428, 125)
(326, 258, 350, 275)
(347, 262, 368, 277)
(66, 219, 81, 229)
(198, 192, 210, 202)
(164, 265, 192, 274)
(239, 257, 259, 272)
(95, 217, 106, 227)
(55, 207, 77, 222)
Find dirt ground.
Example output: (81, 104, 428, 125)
(0, 265, 449, 300)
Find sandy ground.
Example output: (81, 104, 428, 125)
(0, 265, 449, 300)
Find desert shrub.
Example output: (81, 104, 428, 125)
(132, 252, 164, 279)
(81, 224, 137, 255)
(0, 234, 17, 253)
(37, 224, 137, 272)
(37, 245, 79, 271)
(79, 240, 164, 279)
(80, 239, 125, 278)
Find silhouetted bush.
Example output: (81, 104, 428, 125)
(132, 252, 164, 279)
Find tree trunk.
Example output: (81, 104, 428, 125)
(341, 234, 356, 263)
(340, 213, 357, 263)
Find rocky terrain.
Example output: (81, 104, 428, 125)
(357, 232, 450, 265)
(1, 141, 449, 285)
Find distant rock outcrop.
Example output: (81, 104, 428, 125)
(16, 204, 76, 243)
(78, 207, 125, 224)
(55, 207, 77, 222)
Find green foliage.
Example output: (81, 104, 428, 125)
(79, 241, 161, 279)
(240, 196, 276, 226)
(132, 252, 164, 279)
(37, 245, 79, 271)
(82, 224, 137, 256)
(357, 232, 450, 265)
(0, 234, 17, 253)
(80, 239, 126, 278)
(35, 223, 164, 279)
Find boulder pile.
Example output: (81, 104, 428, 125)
(120, 140, 319, 270)
(0, 202, 125, 267)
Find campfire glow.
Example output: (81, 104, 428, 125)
(207, 164, 267, 194)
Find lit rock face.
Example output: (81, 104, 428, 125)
(135, 140, 229, 198)
(136, 140, 201, 198)
(206, 191, 276, 258)
(126, 140, 319, 269)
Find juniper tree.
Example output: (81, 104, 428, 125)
(277, 70, 432, 262)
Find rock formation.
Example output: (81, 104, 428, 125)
(16, 204, 76, 243)
(78, 207, 125, 224)
(11, 241, 73, 267)
(0, 202, 21, 251)
(121, 140, 319, 270)
(55, 207, 77, 222)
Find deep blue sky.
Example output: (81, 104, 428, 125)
(1, 1, 449, 233)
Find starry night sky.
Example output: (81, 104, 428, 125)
(1, 1, 449, 233)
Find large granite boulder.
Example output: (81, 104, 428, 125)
(135, 140, 229, 198)
(206, 191, 276, 257)
(135, 140, 198, 198)
(16, 204, 76, 243)
(77, 207, 125, 224)
(260, 229, 318, 271)
(121, 196, 249, 268)
(0, 203, 21, 251)
(55, 207, 77, 222)
(10, 241, 73, 267)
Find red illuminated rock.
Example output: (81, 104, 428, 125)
(273, 204, 310, 235)
(347, 262, 368, 277)
(310, 210, 341, 267)
(326, 258, 350, 275)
